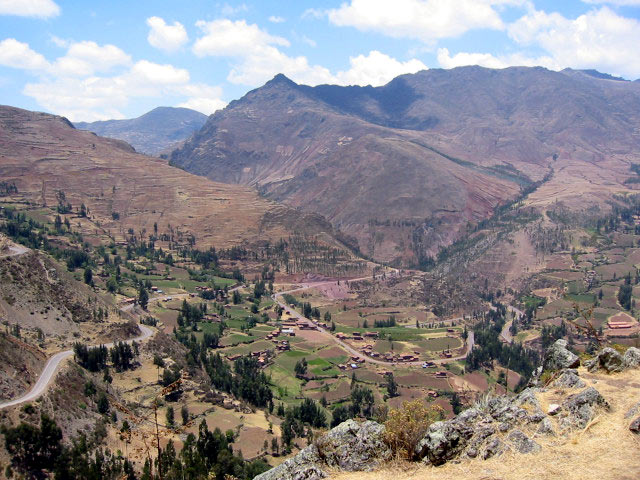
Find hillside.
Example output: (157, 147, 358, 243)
(0, 105, 338, 250)
(170, 67, 640, 266)
(75, 106, 207, 156)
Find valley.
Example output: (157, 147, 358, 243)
(1, 66, 640, 480)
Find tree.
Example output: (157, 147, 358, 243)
(2, 414, 62, 478)
(294, 358, 308, 376)
(83, 267, 93, 286)
(181, 405, 189, 425)
(232, 290, 242, 305)
(331, 405, 351, 428)
(385, 372, 399, 398)
(97, 392, 109, 414)
(138, 285, 149, 310)
(166, 406, 175, 428)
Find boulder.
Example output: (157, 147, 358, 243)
(623, 347, 640, 368)
(506, 429, 541, 454)
(415, 417, 475, 465)
(543, 340, 580, 372)
(560, 387, 610, 430)
(254, 420, 391, 480)
(254, 444, 325, 480)
(552, 369, 586, 389)
(535, 417, 555, 437)
(315, 420, 391, 471)
(585, 348, 625, 373)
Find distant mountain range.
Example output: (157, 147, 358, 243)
(75, 106, 207, 156)
(169, 66, 640, 266)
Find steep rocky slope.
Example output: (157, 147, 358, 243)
(75, 106, 207, 156)
(171, 67, 640, 266)
(0, 105, 337, 249)
(256, 340, 640, 480)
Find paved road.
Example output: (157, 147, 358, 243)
(0, 324, 154, 410)
(271, 271, 474, 368)
(0, 241, 157, 410)
(501, 305, 524, 343)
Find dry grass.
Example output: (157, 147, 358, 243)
(332, 367, 640, 480)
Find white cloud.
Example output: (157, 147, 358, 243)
(0, 0, 59, 18)
(4, 39, 223, 121)
(0, 38, 50, 70)
(268, 15, 285, 23)
(436, 47, 554, 69)
(508, 6, 640, 78)
(326, 0, 511, 43)
(335, 50, 427, 86)
(193, 19, 289, 57)
(220, 3, 248, 16)
(146, 16, 188, 53)
(192, 19, 332, 86)
(582, 1, 640, 5)
(52, 41, 131, 77)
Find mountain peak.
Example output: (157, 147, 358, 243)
(266, 73, 297, 87)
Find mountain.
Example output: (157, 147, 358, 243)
(75, 106, 208, 155)
(0, 105, 337, 249)
(170, 67, 640, 266)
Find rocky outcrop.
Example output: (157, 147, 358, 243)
(254, 420, 391, 480)
(543, 339, 580, 371)
(559, 387, 610, 430)
(585, 348, 625, 373)
(623, 347, 640, 368)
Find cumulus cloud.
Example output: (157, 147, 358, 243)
(192, 19, 428, 88)
(193, 19, 289, 57)
(436, 47, 553, 70)
(335, 51, 427, 86)
(326, 0, 510, 43)
(146, 16, 188, 53)
(53, 41, 131, 77)
(0, 0, 59, 18)
(1, 39, 223, 121)
(508, 6, 640, 78)
(268, 15, 285, 23)
(0, 38, 50, 70)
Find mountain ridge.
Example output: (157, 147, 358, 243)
(170, 66, 640, 266)
(75, 106, 208, 156)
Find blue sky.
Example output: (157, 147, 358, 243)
(1, 0, 640, 121)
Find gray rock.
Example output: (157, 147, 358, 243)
(506, 429, 541, 454)
(547, 404, 561, 416)
(586, 348, 625, 373)
(630, 417, 640, 434)
(482, 437, 507, 460)
(552, 369, 586, 389)
(625, 401, 640, 419)
(623, 347, 640, 368)
(415, 418, 475, 465)
(543, 340, 580, 371)
(254, 444, 326, 480)
(315, 420, 391, 471)
(535, 417, 556, 437)
(560, 387, 610, 430)
(254, 420, 390, 480)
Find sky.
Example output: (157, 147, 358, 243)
(1, 0, 640, 122)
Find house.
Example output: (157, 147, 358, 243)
(281, 328, 294, 335)
(350, 363, 359, 369)
(435, 371, 448, 378)
(608, 320, 634, 329)
(364, 331, 379, 338)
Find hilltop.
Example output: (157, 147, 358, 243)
(75, 106, 207, 156)
(170, 67, 640, 266)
